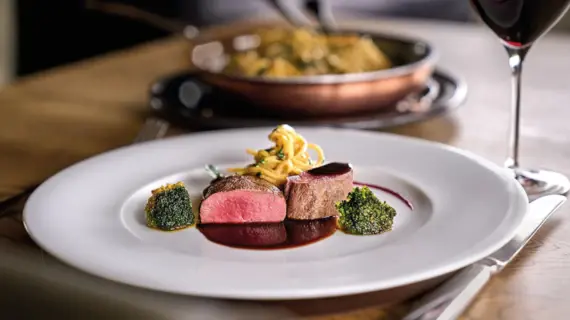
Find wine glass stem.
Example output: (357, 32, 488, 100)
(505, 47, 529, 169)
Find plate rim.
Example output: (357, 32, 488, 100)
(23, 128, 528, 300)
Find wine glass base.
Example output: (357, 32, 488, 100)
(510, 167, 570, 201)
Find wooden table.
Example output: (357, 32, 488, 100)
(2, 18, 570, 319)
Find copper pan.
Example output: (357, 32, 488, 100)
(190, 27, 438, 117)
(85, 2, 437, 117)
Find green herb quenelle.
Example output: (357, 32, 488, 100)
(335, 186, 397, 235)
(145, 182, 194, 231)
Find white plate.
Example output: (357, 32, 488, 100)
(23, 127, 528, 300)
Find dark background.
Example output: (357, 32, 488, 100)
(15, 0, 472, 77)
(16, 0, 173, 76)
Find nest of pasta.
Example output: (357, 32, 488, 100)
(229, 125, 325, 186)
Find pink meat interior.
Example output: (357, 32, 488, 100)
(200, 190, 286, 224)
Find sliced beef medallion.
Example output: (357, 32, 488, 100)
(285, 162, 354, 220)
(200, 175, 286, 224)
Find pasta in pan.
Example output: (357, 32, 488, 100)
(223, 27, 392, 77)
(228, 125, 325, 186)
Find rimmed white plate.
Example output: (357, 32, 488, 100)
(23, 127, 528, 300)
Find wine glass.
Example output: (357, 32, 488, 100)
(470, 0, 570, 200)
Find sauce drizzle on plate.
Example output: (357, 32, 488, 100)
(353, 181, 413, 210)
(197, 217, 337, 250)
(306, 161, 413, 210)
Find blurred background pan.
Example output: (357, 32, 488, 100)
(191, 29, 437, 117)
(88, 0, 439, 117)
(148, 68, 467, 130)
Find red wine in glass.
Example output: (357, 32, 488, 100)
(471, 0, 570, 48)
(470, 0, 570, 199)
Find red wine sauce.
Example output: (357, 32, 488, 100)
(197, 217, 337, 250)
(353, 181, 413, 210)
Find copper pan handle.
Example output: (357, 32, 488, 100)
(86, 0, 338, 39)
(84, 0, 200, 40)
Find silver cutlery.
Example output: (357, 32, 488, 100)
(404, 194, 567, 320)
(267, 0, 315, 28)
(268, 0, 337, 32)
(133, 117, 169, 144)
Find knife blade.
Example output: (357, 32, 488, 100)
(403, 194, 567, 320)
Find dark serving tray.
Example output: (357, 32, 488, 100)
(148, 68, 467, 130)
